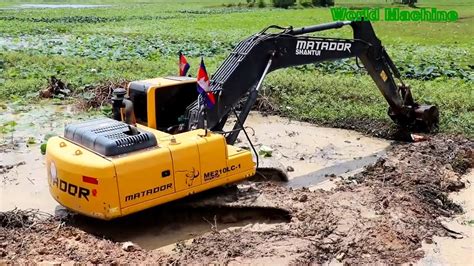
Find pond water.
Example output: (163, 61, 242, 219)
(18, 4, 112, 9)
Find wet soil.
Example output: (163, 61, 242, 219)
(0, 210, 167, 264)
(70, 204, 291, 251)
(1, 134, 472, 264)
(168, 135, 472, 264)
(418, 170, 474, 265)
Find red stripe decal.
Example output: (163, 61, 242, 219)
(82, 176, 98, 185)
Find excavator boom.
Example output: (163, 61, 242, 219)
(187, 21, 439, 143)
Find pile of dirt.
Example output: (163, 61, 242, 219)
(0, 209, 166, 264)
(1, 135, 472, 264)
(171, 135, 472, 264)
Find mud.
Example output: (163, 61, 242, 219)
(168, 135, 472, 264)
(1, 134, 472, 264)
(419, 170, 474, 265)
(1, 103, 473, 264)
(71, 205, 290, 250)
(0, 209, 166, 264)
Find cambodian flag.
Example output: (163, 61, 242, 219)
(196, 58, 216, 108)
(179, 52, 190, 76)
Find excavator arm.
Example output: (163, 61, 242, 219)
(187, 21, 439, 144)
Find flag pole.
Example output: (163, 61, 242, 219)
(204, 107, 208, 136)
(198, 94, 208, 136)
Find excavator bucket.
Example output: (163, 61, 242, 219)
(387, 85, 439, 132)
(414, 105, 439, 131)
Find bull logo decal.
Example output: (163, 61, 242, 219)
(177, 167, 200, 187)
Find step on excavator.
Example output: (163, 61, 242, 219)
(46, 21, 439, 220)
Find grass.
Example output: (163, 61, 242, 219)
(0, 0, 473, 137)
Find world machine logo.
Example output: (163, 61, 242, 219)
(295, 40, 352, 56)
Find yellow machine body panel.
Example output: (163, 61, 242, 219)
(162, 135, 202, 192)
(46, 136, 122, 219)
(114, 146, 175, 209)
(47, 127, 256, 220)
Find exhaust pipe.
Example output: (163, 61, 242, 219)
(112, 88, 138, 134)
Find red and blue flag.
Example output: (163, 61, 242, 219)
(196, 58, 216, 108)
(179, 52, 190, 76)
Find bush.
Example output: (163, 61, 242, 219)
(299, 0, 312, 7)
(272, 0, 296, 8)
(311, 0, 334, 6)
(258, 0, 266, 8)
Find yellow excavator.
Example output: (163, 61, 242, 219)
(46, 21, 439, 220)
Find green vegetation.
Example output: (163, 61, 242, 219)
(0, 0, 473, 136)
(0, 121, 17, 134)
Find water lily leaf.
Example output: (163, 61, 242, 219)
(40, 143, 47, 155)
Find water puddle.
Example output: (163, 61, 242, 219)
(288, 150, 386, 188)
(70, 205, 291, 250)
(0, 35, 69, 51)
(0, 102, 97, 212)
(240, 112, 391, 187)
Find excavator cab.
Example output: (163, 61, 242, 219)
(127, 76, 198, 133)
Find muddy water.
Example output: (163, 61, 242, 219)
(73, 205, 290, 250)
(0, 103, 93, 213)
(1, 105, 391, 250)
(238, 112, 390, 188)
